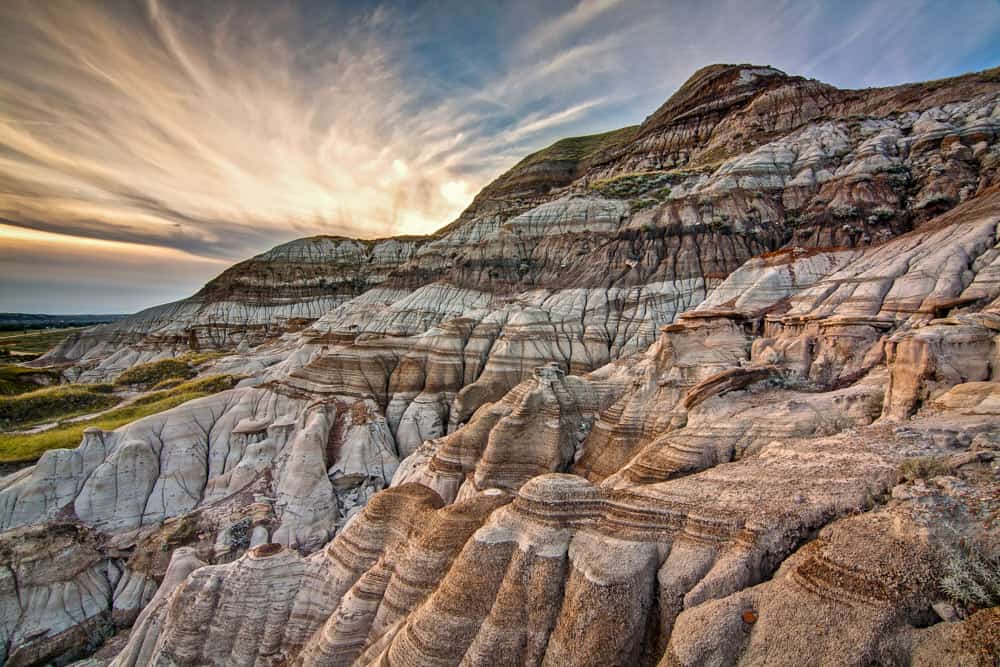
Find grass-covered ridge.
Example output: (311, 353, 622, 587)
(0, 364, 61, 396)
(113, 352, 223, 389)
(588, 171, 674, 198)
(0, 384, 120, 430)
(0, 374, 241, 463)
(0, 326, 88, 359)
(514, 125, 639, 170)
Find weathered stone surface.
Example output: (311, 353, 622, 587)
(4, 63, 1000, 665)
(0, 524, 118, 666)
(105, 404, 999, 666)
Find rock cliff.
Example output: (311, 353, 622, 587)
(4, 64, 1000, 665)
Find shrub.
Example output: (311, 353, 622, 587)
(863, 389, 885, 420)
(831, 205, 859, 219)
(940, 541, 1000, 614)
(870, 206, 896, 221)
(900, 455, 952, 481)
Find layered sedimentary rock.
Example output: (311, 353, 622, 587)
(0, 385, 404, 549)
(38, 236, 424, 381)
(42, 66, 1000, 387)
(4, 64, 1000, 665)
(107, 400, 999, 666)
(54, 186, 1000, 663)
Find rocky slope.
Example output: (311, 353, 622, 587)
(4, 63, 1000, 665)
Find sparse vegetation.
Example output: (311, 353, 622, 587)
(864, 389, 885, 420)
(0, 364, 60, 395)
(130, 375, 240, 408)
(0, 374, 241, 463)
(0, 326, 87, 358)
(151, 376, 190, 391)
(940, 540, 1000, 615)
(870, 206, 896, 221)
(515, 126, 639, 170)
(589, 171, 673, 199)
(900, 455, 952, 481)
(114, 358, 196, 388)
(161, 514, 203, 550)
(831, 205, 859, 219)
(0, 384, 119, 429)
(630, 198, 661, 212)
(113, 352, 223, 389)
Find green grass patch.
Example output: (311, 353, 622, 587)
(0, 374, 241, 463)
(114, 352, 226, 389)
(115, 358, 195, 388)
(0, 365, 61, 396)
(181, 351, 225, 366)
(0, 384, 120, 430)
(0, 327, 86, 356)
(589, 171, 675, 199)
(131, 375, 240, 407)
(151, 376, 189, 391)
(514, 126, 639, 169)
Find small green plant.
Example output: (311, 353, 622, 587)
(863, 389, 885, 420)
(900, 455, 952, 481)
(870, 206, 896, 221)
(831, 205, 859, 219)
(940, 540, 1000, 614)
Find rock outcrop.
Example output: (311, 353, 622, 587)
(3, 63, 1000, 665)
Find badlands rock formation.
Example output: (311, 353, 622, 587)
(4, 64, 1000, 665)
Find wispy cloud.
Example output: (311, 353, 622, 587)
(0, 0, 476, 257)
(521, 0, 629, 55)
(505, 98, 609, 143)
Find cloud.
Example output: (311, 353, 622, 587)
(0, 222, 228, 313)
(0, 0, 480, 261)
(524, 0, 629, 53)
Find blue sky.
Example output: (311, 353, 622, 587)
(2, 0, 999, 313)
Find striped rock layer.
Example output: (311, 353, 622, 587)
(2, 64, 1000, 665)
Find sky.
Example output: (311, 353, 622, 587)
(2, 0, 999, 314)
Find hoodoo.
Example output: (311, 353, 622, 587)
(3, 62, 1000, 665)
